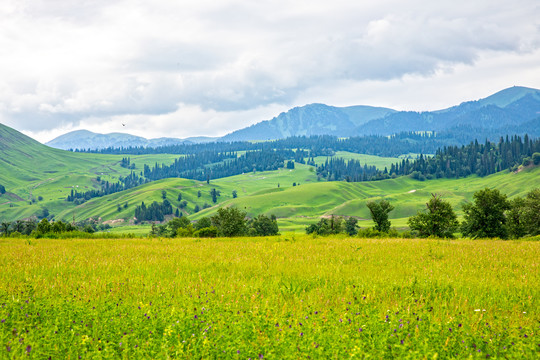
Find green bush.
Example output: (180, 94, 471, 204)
(194, 226, 218, 238)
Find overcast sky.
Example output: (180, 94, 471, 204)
(1, 0, 539, 143)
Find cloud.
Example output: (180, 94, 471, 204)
(1, 0, 539, 141)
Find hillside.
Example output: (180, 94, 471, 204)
(0, 123, 181, 221)
(55, 163, 540, 232)
(220, 104, 396, 141)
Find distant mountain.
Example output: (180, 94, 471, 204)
(45, 86, 540, 148)
(222, 86, 540, 141)
(45, 130, 186, 150)
(220, 104, 396, 141)
(46, 130, 221, 150)
(355, 86, 540, 136)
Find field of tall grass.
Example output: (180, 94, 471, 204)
(1, 236, 538, 358)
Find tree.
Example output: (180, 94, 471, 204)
(161, 190, 167, 199)
(177, 193, 182, 201)
(1, 222, 10, 235)
(210, 188, 220, 203)
(194, 217, 212, 230)
(197, 190, 202, 198)
(211, 207, 247, 237)
(366, 200, 394, 232)
(0, 184, 5, 194)
(36, 218, 51, 234)
(249, 214, 279, 236)
(345, 217, 358, 236)
(461, 188, 510, 239)
(167, 217, 190, 237)
(407, 194, 458, 238)
(532, 152, 540, 165)
(509, 189, 540, 238)
(232, 190, 238, 198)
(506, 197, 527, 239)
(523, 188, 540, 236)
(305, 216, 343, 235)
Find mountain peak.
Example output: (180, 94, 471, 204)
(476, 86, 540, 108)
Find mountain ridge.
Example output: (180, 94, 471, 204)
(43, 85, 540, 148)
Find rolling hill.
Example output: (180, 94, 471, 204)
(2, 121, 539, 233)
(0, 123, 181, 221)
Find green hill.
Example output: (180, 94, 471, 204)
(1, 123, 539, 233)
(0, 123, 180, 221)
(57, 163, 540, 232)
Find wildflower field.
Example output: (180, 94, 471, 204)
(0, 236, 538, 359)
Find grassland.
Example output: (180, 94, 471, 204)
(2, 123, 540, 235)
(43, 165, 540, 232)
(311, 151, 400, 169)
(0, 236, 538, 358)
(0, 124, 183, 221)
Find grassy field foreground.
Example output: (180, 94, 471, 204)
(0, 236, 538, 359)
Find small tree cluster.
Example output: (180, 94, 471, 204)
(306, 216, 358, 236)
(150, 207, 279, 238)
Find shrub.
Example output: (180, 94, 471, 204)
(194, 226, 218, 238)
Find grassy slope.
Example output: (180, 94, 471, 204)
(312, 151, 400, 169)
(193, 166, 540, 231)
(2, 123, 539, 232)
(59, 164, 539, 232)
(0, 124, 180, 221)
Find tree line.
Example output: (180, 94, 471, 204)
(76, 132, 462, 158)
(148, 207, 279, 238)
(318, 135, 540, 182)
(306, 188, 540, 239)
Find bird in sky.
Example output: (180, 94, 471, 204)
(122, 123, 126, 127)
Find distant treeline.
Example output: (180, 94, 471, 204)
(67, 172, 148, 204)
(318, 135, 540, 182)
(143, 149, 302, 182)
(76, 132, 459, 158)
(66, 134, 539, 204)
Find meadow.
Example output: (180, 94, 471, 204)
(0, 236, 538, 359)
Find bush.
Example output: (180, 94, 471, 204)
(532, 152, 540, 165)
(305, 216, 343, 235)
(194, 226, 218, 238)
(176, 224, 194, 237)
(249, 214, 279, 236)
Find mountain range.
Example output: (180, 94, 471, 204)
(45, 86, 540, 149)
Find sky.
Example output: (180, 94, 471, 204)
(1, 0, 539, 143)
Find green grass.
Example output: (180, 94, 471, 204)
(0, 236, 537, 358)
(0, 124, 183, 221)
(35, 165, 540, 233)
(312, 151, 400, 170)
(192, 166, 540, 231)
(2, 123, 539, 235)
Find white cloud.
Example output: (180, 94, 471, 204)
(1, 0, 539, 142)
